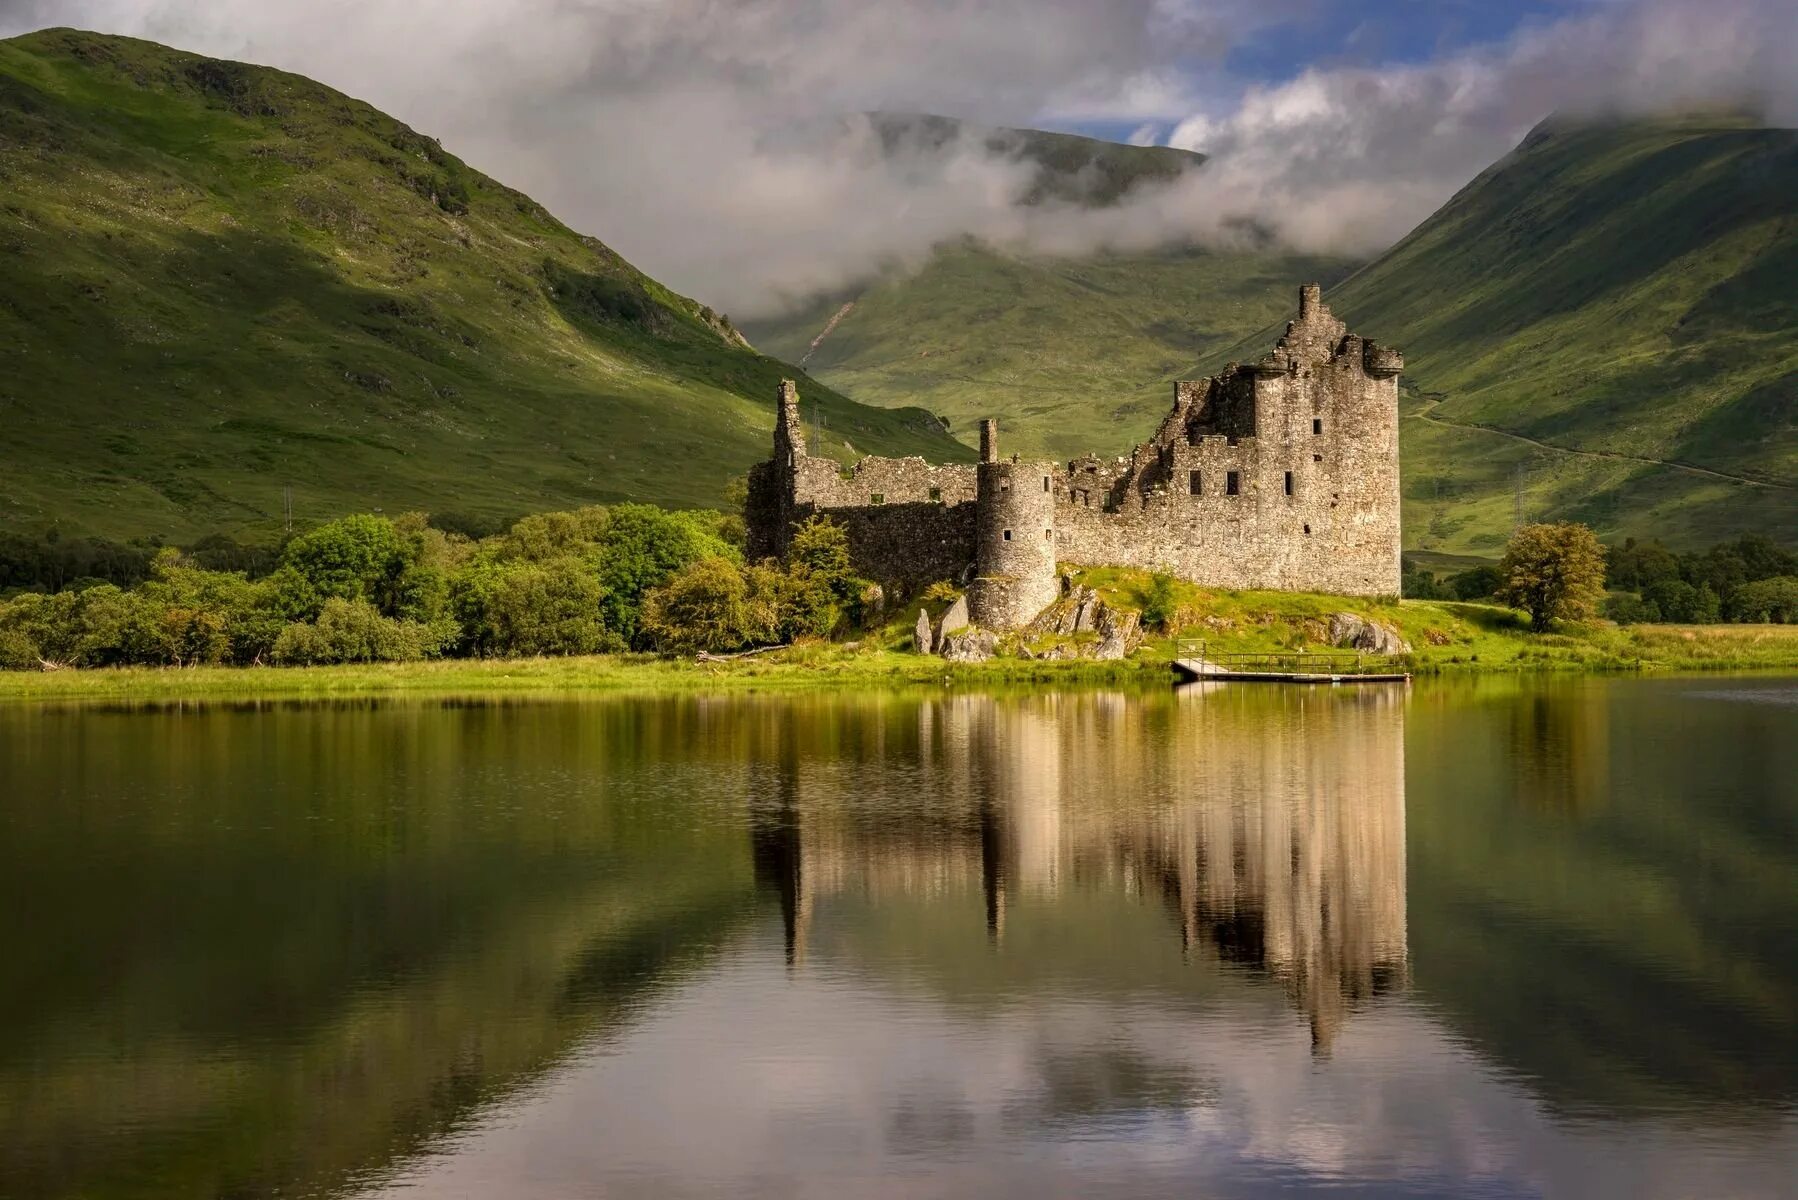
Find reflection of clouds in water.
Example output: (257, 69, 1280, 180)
(369, 939, 1798, 1199)
(1688, 688, 1798, 707)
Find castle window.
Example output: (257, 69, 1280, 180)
(1042, 476, 1051, 492)
(871, 493, 884, 505)
(1003, 529, 1013, 541)
(1000, 479, 1010, 493)
(1304, 523, 1312, 535)
(1226, 471, 1241, 496)
(1284, 471, 1294, 496)
(929, 486, 941, 502)
(1045, 528, 1053, 540)
(1189, 469, 1202, 496)
(1313, 418, 1324, 435)
(1313, 453, 1323, 463)
(1082, 491, 1091, 507)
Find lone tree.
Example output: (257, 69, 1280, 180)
(1498, 522, 1607, 631)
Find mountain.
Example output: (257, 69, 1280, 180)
(863, 112, 1206, 209)
(741, 113, 1357, 460)
(743, 241, 1358, 459)
(0, 30, 966, 542)
(1323, 115, 1798, 554)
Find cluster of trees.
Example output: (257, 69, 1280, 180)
(1406, 529, 1798, 628)
(1602, 534, 1798, 624)
(0, 507, 873, 671)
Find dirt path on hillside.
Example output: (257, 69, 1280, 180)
(1411, 399, 1794, 492)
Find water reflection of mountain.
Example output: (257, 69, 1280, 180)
(1407, 678, 1798, 1119)
(0, 701, 759, 1200)
(750, 687, 1409, 1052)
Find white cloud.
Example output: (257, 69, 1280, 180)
(0, 0, 1792, 315)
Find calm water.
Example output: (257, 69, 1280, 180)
(2, 677, 1795, 1199)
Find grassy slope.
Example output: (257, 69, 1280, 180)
(1322, 115, 1798, 554)
(0, 29, 967, 543)
(742, 242, 1356, 460)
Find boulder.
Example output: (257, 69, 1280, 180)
(913, 608, 934, 655)
(1329, 612, 1411, 655)
(936, 595, 970, 643)
(1093, 607, 1143, 661)
(939, 628, 998, 663)
(860, 582, 885, 620)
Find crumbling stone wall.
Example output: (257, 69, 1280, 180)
(744, 284, 1403, 625)
(1052, 287, 1401, 596)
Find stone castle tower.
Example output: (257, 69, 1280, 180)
(968, 419, 1061, 628)
(744, 284, 1403, 625)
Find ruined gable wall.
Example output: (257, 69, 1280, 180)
(1053, 338, 1401, 596)
(787, 455, 981, 593)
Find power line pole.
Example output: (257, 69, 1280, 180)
(283, 486, 293, 535)
(1512, 463, 1525, 530)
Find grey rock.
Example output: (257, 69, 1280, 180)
(939, 628, 998, 663)
(1093, 607, 1143, 660)
(936, 595, 970, 643)
(1329, 612, 1411, 655)
(913, 608, 934, 655)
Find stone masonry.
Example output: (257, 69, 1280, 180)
(745, 284, 1403, 628)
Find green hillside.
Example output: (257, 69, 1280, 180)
(0, 29, 965, 542)
(1306, 115, 1798, 553)
(742, 241, 1356, 459)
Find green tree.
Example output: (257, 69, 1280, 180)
(595, 505, 737, 645)
(1728, 576, 1798, 623)
(1448, 564, 1504, 601)
(641, 556, 774, 653)
(280, 515, 411, 614)
(451, 558, 616, 657)
(1497, 523, 1607, 631)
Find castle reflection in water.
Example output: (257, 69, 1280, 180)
(751, 685, 1408, 1051)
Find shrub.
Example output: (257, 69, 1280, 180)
(1140, 572, 1179, 630)
(1602, 593, 1659, 624)
(641, 556, 776, 653)
(271, 598, 444, 665)
(596, 504, 738, 645)
(452, 558, 616, 657)
(1728, 576, 1798, 623)
(1448, 565, 1504, 601)
(0, 627, 39, 670)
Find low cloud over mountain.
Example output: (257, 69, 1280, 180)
(5, 0, 1792, 316)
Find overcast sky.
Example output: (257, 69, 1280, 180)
(2, 0, 1793, 316)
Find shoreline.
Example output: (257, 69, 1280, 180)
(4, 626, 1796, 705)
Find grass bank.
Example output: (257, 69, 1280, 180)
(4, 588, 1796, 705)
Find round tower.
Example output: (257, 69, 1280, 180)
(968, 421, 1060, 629)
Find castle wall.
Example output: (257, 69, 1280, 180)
(1053, 340, 1401, 595)
(745, 284, 1403, 622)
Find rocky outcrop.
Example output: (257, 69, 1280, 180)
(1023, 585, 1145, 660)
(1093, 606, 1141, 661)
(913, 608, 934, 655)
(1329, 612, 1410, 655)
(936, 595, 970, 643)
(939, 628, 998, 663)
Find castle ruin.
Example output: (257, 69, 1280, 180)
(746, 284, 1403, 626)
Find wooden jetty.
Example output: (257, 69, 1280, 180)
(1171, 642, 1410, 686)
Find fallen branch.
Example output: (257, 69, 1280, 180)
(38, 658, 66, 673)
(694, 643, 791, 663)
